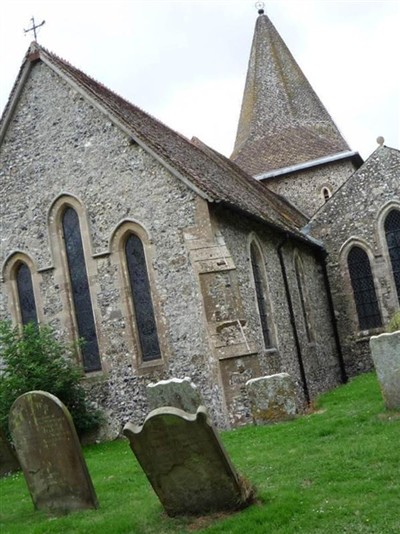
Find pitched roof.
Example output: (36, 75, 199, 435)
(0, 42, 312, 243)
(231, 13, 350, 177)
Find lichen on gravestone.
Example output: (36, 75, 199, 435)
(123, 406, 254, 516)
(9, 390, 98, 514)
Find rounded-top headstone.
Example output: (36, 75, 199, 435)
(9, 391, 98, 513)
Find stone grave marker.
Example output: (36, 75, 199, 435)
(370, 331, 400, 410)
(146, 376, 202, 413)
(246, 372, 297, 424)
(0, 427, 20, 477)
(9, 390, 98, 513)
(123, 406, 253, 516)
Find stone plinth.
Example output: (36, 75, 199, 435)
(370, 331, 400, 410)
(246, 373, 297, 424)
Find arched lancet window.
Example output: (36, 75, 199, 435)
(15, 262, 38, 326)
(125, 233, 161, 362)
(250, 241, 272, 348)
(347, 246, 382, 330)
(384, 209, 400, 302)
(294, 254, 313, 342)
(62, 206, 101, 372)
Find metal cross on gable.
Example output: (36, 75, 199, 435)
(24, 16, 46, 41)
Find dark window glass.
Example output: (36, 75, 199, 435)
(125, 234, 161, 362)
(16, 263, 38, 326)
(250, 242, 272, 348)
(295, 256, 313, 342)
(62, 207, 101, 372)
(348, 246, 382, 330)
(384, 209, 400, 303)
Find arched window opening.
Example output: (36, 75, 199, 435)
(347, 246, 382, 330)
(384, 209, 400, 302)
(322, 187, 332, 203)
(15, 262, 38, 326)
(294, 255, 313, 343)
(125, 233, 161, 362)
(62, 206, 101, 372)
(250, 242, 272, 348)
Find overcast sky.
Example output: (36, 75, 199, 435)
(1, 0, 399, 160)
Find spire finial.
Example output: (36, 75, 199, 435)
(24, 16, 45, 41)
(255, 2, 265, 15)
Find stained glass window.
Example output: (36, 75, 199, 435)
(125, 233, 161, 362)
(62, 207, 101, 372)
(347, 246, 382, 330)
(250, 242, 272, 348)
(384, 209, 400, 303)
(16, 262, 38, 326)
(294, 255, 313, 342)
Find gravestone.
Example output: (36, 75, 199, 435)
(370, 331, 400, 410)
(146, 377, 202, 413)
(0, 427, 20, 477)
(123, 406, 254, 516)
(9, 391, 98, 513)
(246, 373, 297, 424)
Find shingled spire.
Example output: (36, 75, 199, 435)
(231, 12, 350, 177)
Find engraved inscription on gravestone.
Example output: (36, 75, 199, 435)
(9, 390, 98, 513)
(123, 406, 254, 516)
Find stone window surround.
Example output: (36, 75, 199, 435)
(2, 251, 44, 327)
(247, 233, 278, 353)
(377, 201, 400, 310)
(48, 193, 103, 373)
(109, 219, 167, 373)
(293, 249, 315, 344)
(339, 237, 384, 337)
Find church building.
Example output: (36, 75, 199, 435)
(0, 9, 398, 435)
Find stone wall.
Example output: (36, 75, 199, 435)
(306, 146, 400, 376)
(210, 205, 344, 408)
(263, 158, 358, 218)
(0, 61, 227, 433)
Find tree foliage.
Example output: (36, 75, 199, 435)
(0, 321, 102, 438)
(387, 310, 400, 333)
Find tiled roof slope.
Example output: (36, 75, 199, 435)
(0, 43, 311, 241)
(231, 13, 350, 176)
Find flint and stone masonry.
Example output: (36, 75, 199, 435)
(0, 57, 347, 435)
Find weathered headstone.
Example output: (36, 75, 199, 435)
(123, 406, 254, 516)
(9, 391, 98, 513)
(370, 331, 400, 410)
(0, 427, 20, 477)
(146, 377, 202, 413)
(246, 373, 297, 424)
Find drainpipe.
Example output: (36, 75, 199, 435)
(317, 249, 348, 384)
(277, 235, 310, 405)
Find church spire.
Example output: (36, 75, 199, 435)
(231, 11, 350, 176)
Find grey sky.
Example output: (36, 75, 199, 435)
(1, 0, 399, 160)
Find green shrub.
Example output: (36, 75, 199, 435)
(387, 310, 400, 333)
(0, 321, 102, 439)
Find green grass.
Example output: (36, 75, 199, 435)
(1, 372, 399, 533)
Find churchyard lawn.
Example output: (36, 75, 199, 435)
(1, 372, 399, 533)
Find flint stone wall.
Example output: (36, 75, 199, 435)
(0, 61, 226, 432)
(307, 147, 400, 377)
